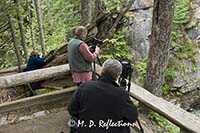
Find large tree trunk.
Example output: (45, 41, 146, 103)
(143, 0, 175, 96)
(15, 0, 29, 62)
(34, 0, 46, 56)
(81, 0, 92, 26)
(8, 15, 23, 72)
(26, 0, 36, 51)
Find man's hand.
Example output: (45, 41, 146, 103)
(95, 46, 100, 55)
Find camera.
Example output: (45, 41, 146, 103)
(120, 60, 133, 79)
(86, 37, 103, 53)
(118, 60, 133, 91)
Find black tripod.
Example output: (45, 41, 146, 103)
(92, 56, 102, 80)
(118, 72, 144, 133)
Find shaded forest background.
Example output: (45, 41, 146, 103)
(0, 0, 131, 68)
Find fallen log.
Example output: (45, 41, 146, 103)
(0, 64, 70, 89)
(0, 64, 102, 89)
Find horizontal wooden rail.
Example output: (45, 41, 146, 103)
(0, 87, 76, 114)
(129, 83, 200, 132)
(0, 64, 70, 88)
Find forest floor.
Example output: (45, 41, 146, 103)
(0, 86, 165, 133)
(0, 107, 163, 133)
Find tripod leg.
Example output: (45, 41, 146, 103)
(137, 119, 144, 133)
(97, 56, 102, 66)
(27, 83, 37, 96)
(92, 61, 97, 80)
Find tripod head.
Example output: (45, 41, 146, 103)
(118, 60, 133, 92)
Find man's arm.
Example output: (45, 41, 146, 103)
(35, 57, 44, 65)
(79, 43, 99, 62)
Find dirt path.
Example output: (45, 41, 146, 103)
(0, 109, 70, 133)
(0, 108, 157, 133)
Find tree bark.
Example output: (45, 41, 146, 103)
(81, 0, 92, 26)
(15, 0, 29, 62)
(143, 0, 175, 96)
(8, 15, 23, 72)
(26, 0, 36, 51)
(34, 0, 46, 56)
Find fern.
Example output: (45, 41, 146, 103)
(99, 31, 133, 62)
(172, 0, 190, 39)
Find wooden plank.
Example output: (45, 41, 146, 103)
(0, 64, 71, 89)
(0, 87, 76, 114)
(129, 83, 200, 133)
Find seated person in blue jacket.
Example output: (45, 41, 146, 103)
(27, 51, 44, 71)
(26, 51, 44, 91)
(68, 59, 138, 133)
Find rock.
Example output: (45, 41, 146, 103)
(186, 28, 198, 40)
(0, 117, 10, 125)
(193, 0, 200, 4)
(130, 0, 153, 10)
(126, 8, 153, 59)
(172, 72, 185, 88)
(32, 111, 46, 118)
(180, 81, 199, 94)
(180, 89, 200, 110)
(19, 116, 32, 121)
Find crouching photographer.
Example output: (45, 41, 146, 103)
(68, 59, 138, 133)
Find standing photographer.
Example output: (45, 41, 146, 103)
(68, 59, 138, 133)
(68, 26, 100, 86)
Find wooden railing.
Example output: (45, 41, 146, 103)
(0, 64, 200, 132)
(129, 83, 200, 132)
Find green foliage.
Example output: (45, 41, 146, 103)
(163, 83, 171, 96)
(134, 58, 147, 82)
(148, 112, 179, 133)
(99, 31, 133, 62)
(174, 40, 196, 59)
(33, 0, 81, 52)
(163, 67, 176, 95)
(35, 88, 55, 95)
(103, 0, 123, 12)
(0, 49, 17, 68)
(165, 67, 176, 82)
(0, 0, 81, 69)
(172, 0, 190, 40)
